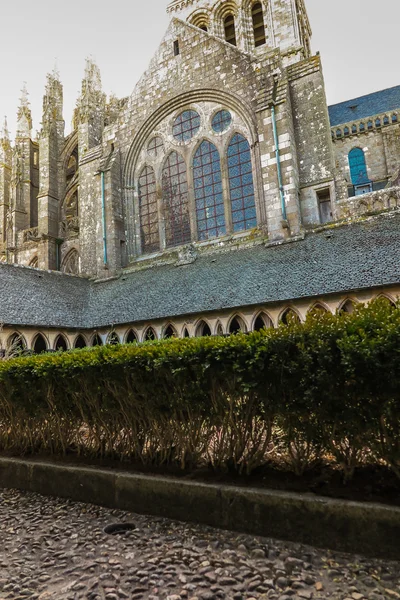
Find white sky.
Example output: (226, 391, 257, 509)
(1, 0, 399, 137)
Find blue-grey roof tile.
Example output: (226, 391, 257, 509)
(1, 213, 400, 330)
(329, 85, 400, 126)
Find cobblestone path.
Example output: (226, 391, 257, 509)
(0, 489, 399, 600)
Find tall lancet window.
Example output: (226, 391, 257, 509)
(227, 134, 257, 232)
(162, 152, 191, 248)
(193, 141, 226, 241)
(138, 166, 160, 254)
(252, 2, 266, 47)
(224, 14, 237, 46)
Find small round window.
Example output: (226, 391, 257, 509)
(212, 110, 232, 133)
(148, 136, 164, 157)
(173, 110, 201, 142)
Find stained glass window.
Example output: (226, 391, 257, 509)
(212, 110, 232, 133)
(148, 137, 164, 158)
(348, 148, 369, 186)
(193, 141, 226, 241)
(227, 134, 257, 232)
(173, 110, 201, 142)
(162, 152, 191, 248)
(138, 166, 160, 253)
(252, 2, 266, 47)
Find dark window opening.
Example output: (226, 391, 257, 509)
(252, 2, 266, 47)
(359, 123, 365, 132)
(126, 330, 138, 344)
(74, 335, 87, 349)
(317, 188, 332, 224)
(33, 334, 47, 355)
(392, 114, 398, 123)
(224, 14, 237, 46)
(384, 116, 389, 126)
(200, 25, 208, 32)
(92, 334, 103, 347)
(183, 328, 190, 338)
(164, 325, 177, 339)
(229, 317, 245, 334)
(174, 40, 180, 56)
(55, 335, 68, 352)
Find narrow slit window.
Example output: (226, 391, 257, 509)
(174, 40, 180, 56)
(252, 2, 266, 47)
(224, 14, 237, 46)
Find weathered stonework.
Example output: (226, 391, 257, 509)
(0, 0, 399, 350)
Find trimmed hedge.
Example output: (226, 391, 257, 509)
(0, 298, 399, 480)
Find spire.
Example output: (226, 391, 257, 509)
(0, 117, 11, 157)
(16, 82, 32, 138)
(77, 58, 106, 123)
(41, 67, 64, 135)
(1, 117, 9, 141)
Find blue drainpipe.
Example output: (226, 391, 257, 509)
(101, 170, 108, 267)
(271, 103, 287, 222)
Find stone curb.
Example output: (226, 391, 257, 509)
(0, 457, 399, 560)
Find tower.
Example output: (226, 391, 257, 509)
(76, 59, 106, 275)
(167, 0, 312, 64)
(0, 118, 11, 254)
(10, 84, 37, 250)
(37, 69, 65, 270)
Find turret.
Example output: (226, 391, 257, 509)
(37, 68, 65, 270)
(0, 118, 11, 249)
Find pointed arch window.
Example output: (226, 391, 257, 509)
(126, 330, 138, 344)
(138, 166, 159, 254)
(252, 2, 266, 47)
(33, 334, 47, 354)
(92, 334, 103, 347)
(348, 148, 369, 186)
(193, 141, 226, 241)
(55, 334, 68, 352)
(144, 327, 157, 341)
(162, 152, 191, 248)
(227, 134, 257, 232)
(224, 14, 237, 46)
(74, 335, 87, 349)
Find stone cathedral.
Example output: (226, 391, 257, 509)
(0, 0, 400, 352)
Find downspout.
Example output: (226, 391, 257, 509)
(100, 170, 107, 267)
(270, 75, 288, 223)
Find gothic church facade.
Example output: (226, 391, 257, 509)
(0, 0, 400, 352)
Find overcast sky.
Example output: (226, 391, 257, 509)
(1, 0, 399, 137)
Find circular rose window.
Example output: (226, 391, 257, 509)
(173, 110, 201, 142)
(212, 110, 232, 133)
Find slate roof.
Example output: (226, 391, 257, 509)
(1, 214, 400, 329)
(0, 264, 89, 329)
(329, 85, 400, 126)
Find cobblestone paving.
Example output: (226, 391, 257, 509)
(0, 490, 399, 600)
